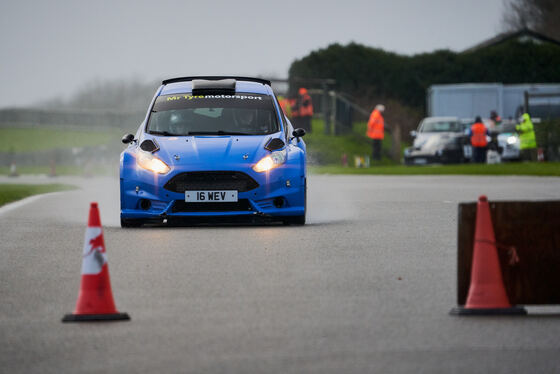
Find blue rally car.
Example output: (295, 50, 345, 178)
(120, 76, 307, 227)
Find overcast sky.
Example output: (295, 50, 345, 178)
(0, 0, 505, 107)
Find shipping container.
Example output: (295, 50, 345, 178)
(427, 83, 560, 119)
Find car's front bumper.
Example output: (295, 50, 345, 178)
(120, 163, 305, 219)
(498, 142, 520, 160)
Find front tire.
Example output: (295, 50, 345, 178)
(120, 217, 144, 228)
(283, 215, 306, 225)
(283, 179, 306, 225)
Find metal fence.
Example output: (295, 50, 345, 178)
(307, 89, 371, 135)
(0, 108, 135, 171)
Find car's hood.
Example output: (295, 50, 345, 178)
(497, 132, 516, 138)
(148, 135, 276, 167)
(413, 132, 461, 151)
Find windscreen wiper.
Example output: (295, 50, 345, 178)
(188, 131, 252, 135)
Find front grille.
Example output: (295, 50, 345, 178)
(164, 171, 259, 193)
(172, 199, 252, 213)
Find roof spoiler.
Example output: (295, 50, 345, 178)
(162, 76, 271, 86)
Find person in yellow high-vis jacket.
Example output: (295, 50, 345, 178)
(516, 113, 537, 161)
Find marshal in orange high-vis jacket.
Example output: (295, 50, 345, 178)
(367, 106, 385, 140)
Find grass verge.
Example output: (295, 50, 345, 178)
(304, 119, 399, 165)
(0, 184, 76, 207)
(310, 162, 560, 176)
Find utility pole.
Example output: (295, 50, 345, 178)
(322, 82, 331, 135)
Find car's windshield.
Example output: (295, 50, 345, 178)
(498, 122, 517, 133)
(147, 93, 279, 136)
(420, 121, 461, 133)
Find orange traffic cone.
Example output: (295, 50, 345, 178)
(451, 195, 526, 315)
(62, 203, 130, 322)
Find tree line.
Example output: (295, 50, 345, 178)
(288, 39, 560, 114)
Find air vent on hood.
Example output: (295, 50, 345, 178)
(140, 139, 159, 153)
(264, 138, 285, 151)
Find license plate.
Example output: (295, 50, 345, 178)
(413, 158, 427, 165)
(185, 190, 238, 202)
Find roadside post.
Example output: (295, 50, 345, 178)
(322, 82, 331, 134)
(391, 123, 401, 162)
(9, 162, 19, 177)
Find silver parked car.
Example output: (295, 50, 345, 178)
(404, 117, 469, 165)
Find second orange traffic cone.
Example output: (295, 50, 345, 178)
(451, 195, 526, 315)
(62, 203, 130, 322)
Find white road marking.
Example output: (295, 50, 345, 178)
(0, 192, 63, 216)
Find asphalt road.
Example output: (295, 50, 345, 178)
(1, 174, 560, 373)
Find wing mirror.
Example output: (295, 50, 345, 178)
(122, 133, 135, 144)
(292, 128, 306, 138)
(410, 130, 418, 138)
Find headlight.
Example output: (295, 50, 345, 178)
(137, 151, 170, 174)
(252, 150, 286, 172)
(506, 136, 518, 145)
